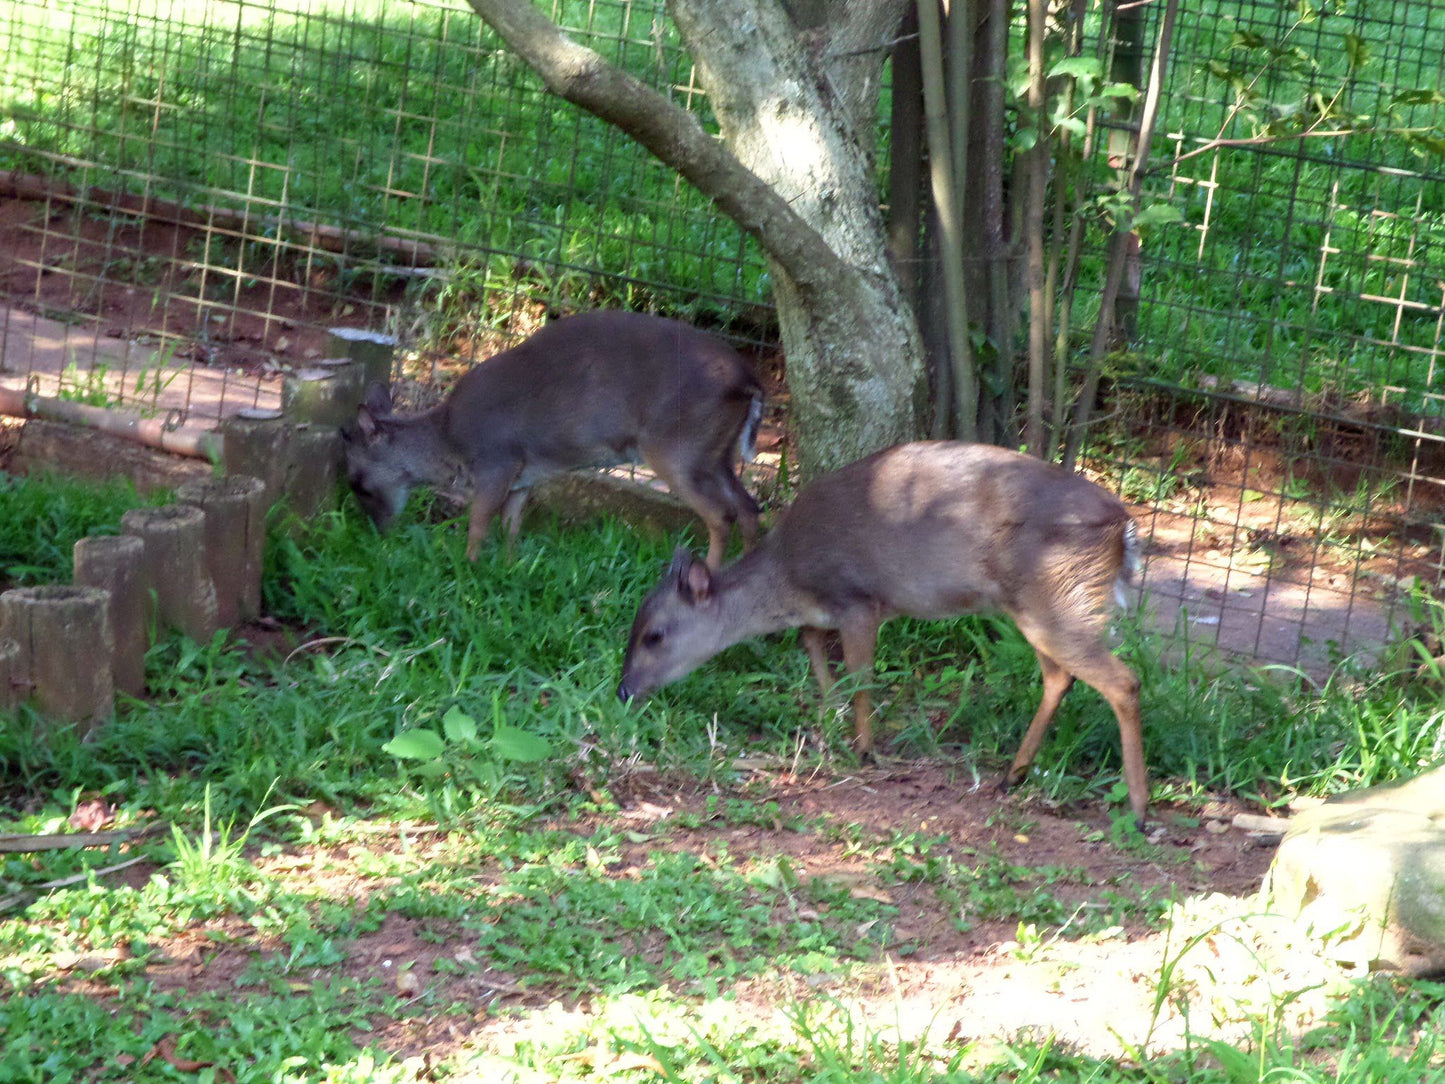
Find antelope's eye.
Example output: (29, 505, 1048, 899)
(641, 630, 664, 649)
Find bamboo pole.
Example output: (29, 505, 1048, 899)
(0, 386, 218, 460)
(915, 0, 977, 441)
(1064, 0, 1178, 472)
(1047, 0, 1098, 460)
(1023, 0, 1050, 456)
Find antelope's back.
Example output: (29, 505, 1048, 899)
(769, 442, 1132, 621)
(440, 311, 757, 462)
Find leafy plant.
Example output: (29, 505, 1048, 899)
(54, 362, 118, 408)
(167, 783, 296, 904)
(384, 701, 553, 773)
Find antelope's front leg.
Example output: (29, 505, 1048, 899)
(465, 469, 515, 561)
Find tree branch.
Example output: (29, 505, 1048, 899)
(463, 0, 854, 299)
(1169, 125, 1435, 167)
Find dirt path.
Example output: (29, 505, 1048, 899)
(55, 766, 1327, 1066)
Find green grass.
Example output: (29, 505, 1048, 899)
(3, 469, 1444, 1079)
(0, 471, 163, 589)
(2, 468, 1440, 821)
(2, 0, 1443, 1073)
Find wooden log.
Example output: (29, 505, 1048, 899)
(219, 409, 288, 509)
(0, 586, 114, 732)
(72, 535, 148, 698)
(312, 357, 370, 430)
(120, 505, 220, 644)
(0, 169, 440, 267)
(326, 327, 396, 389)
(281, 423, 342, 522)
(218, 409, 342, 527)
(175, 475, 268, 627)
(0, 637, 21, 712)
(282, 366, 364, 429)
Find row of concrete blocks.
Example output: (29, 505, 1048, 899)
(0, 332, 394, 733)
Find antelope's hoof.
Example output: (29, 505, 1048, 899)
(996, 769, 1025, 795)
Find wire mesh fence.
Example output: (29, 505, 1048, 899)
(1113, 0, 1445, 673)
(0, 0, 770, 426)
(0, 0, 1441, 672)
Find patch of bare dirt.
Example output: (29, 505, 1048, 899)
(1107, 408, 1442, 671)
(604, 762, 1273, 950)
(44, 767, 1288, 1065)
(0, 196, 385, 373)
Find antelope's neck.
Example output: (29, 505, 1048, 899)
(714, 548, 815, 644)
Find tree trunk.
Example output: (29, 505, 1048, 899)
(1022, 0, 1050, 455)
(465, 0, 927, 476)
(916, 0, 978, 441)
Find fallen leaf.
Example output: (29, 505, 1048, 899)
(396, 969, 422, 996)
(139, 1036, 236, 1081)
(603, 1052, 666, 1076)
(68, 799, 116, 832)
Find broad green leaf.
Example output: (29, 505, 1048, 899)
(1202, 1039, 1262, 1084)
(442, 705, 479, 745)
(1343, 32, 1369, 73)
(491, 725, 552, 764)
(1391, 88, 1445, 107)
(1047, 55, 1101, 81)
(1095, 85, 1139, 101)
(383, 729, 446, 761)
(1132, 203, 1184, 230)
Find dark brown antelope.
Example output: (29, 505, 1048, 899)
(342, 310, 763, 567)
(618, 441, 1148, 826)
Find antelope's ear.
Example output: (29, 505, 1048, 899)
(352, 406, 378, 441)
(362, 382, 394, 415)
(353, 383, 395, 440)
(667, 548, 713, 605)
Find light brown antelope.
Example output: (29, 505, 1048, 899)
(342, 310, 763, 567)
(618, 441, 1148, 826)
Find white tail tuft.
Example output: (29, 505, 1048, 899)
(1113, 520, 1140, 609)
(739, 391, 763, 463)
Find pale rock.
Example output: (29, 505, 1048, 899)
(1260, 765, 1445, 976)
